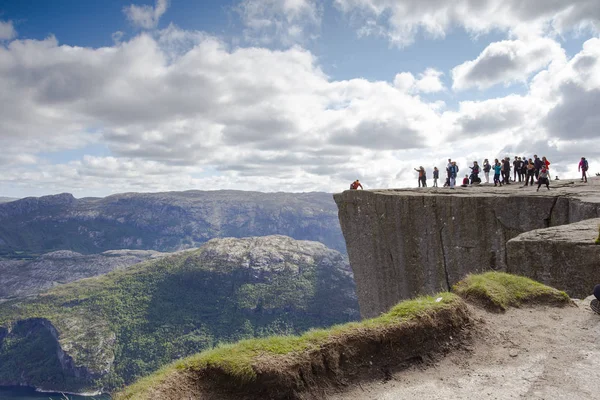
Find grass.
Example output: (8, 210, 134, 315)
(115, 292, 463, 399)
(453, 272, 571, 312)
(595, 224, 600, 244)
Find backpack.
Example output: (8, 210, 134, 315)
(584, 160, 589, 170)
(350, 183, 355, 190)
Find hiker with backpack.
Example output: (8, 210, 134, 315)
(578, 157, 589, 183)
(350, 180, 363, 190)
(483, 159, 491, 184)
(414, 166, 427, 187)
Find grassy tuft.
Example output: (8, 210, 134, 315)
(115, 292, 462, 399)
(595, 225, 600, 244)
(453, 272, 570, 312)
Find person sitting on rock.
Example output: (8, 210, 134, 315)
(536, 167, 550, 191)
(461, 175, 470, 187)
(350, 180, 363, 190)
(590, 284, 600, 314)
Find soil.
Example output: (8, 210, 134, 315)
(327, 298, 600, 400)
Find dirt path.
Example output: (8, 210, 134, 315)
(328, 298, 600, 400)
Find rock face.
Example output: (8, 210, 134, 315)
(0, 190, 345, 258)
(0, 249, 168, 301)
(0, 235, 359, 393)
(335, 180, 600, 318)
(507, 218, 600, 298)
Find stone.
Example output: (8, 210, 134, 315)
(507, 218, 600, 298)
(334, 179, 600, 318)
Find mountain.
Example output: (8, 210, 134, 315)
(0, 198, 18, 204)
(0, 236, 359, 393)
(0, 191, 344, 259)
(0, 249, 168, 301)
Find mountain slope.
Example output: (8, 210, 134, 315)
(0, 191, 344, 259)
(0, 249, 168, 301)
(0, 236, 359, 393)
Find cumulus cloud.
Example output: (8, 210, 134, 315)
(123, 0, 169, 29)
(334, 0, 600, 46)
(0, 20, 16, 40)
(394, 68, 445, 94)
(1, 25, 599, 196)
(452, 37, 566, 90)
(0, 27, 442, 195)
(236, 0, 322, 45)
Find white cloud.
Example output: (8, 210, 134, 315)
(395, 68, 445, 94)
(0, 20, 16, 40)
(1, 26, 600, 197)
(452, 37, 566, 90)
(333, 0, 600, 46)
(236, 0, 322, 45)
(123, 0, 169, 29)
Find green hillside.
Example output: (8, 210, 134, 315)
(0, 236, 359, 393)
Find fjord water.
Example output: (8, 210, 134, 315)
(0, 387, 110, 399)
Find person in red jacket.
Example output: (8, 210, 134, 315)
(350, 180, 363, 190)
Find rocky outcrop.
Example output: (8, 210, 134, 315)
(507, 218, 600, 298)
(335, 180, 600, 318)
(0, 316, 115, 391)
(0, 249, 168, 301)
(0, 191, 344, 257)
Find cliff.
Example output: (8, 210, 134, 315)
(0, 190, 345, 258)
(334, 179, 600, 318)
(0, 236, 359, 393)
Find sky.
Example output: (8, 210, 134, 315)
(0, 0, 599, 198)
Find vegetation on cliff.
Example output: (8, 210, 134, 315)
(116, 292, 469, 400)
(116, 272, 572, 400)
(0, 236, 359, 392)
(453, 272, 571, 312)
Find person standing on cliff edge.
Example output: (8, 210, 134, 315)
(579, 157, 589, 183)
(433, 167, 439, 187)
(448, 161, 459, 189)
(414, 166, 427, 187)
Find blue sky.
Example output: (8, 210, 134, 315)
(0, 0, 599, 197)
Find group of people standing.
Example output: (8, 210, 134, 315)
(348, 156, 590, 191)
(414, 155, 590, 191)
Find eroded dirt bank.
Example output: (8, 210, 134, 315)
(328, 298, 600, 400)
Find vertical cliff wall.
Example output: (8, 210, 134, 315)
(335, 182, 600, 318)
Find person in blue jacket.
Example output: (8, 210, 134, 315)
(492, 159, 503, 186)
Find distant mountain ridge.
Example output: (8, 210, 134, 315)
(0, 197, 18, 204)
(0, 249, 169, 301)
(0, 190, 344, 258)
